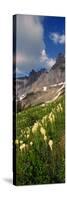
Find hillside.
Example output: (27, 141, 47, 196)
(16, 53, 65, 111)
(16, 94, 65, 185)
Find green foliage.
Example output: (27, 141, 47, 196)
(15, 95, 65, 185)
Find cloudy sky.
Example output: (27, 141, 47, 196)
(14, 15, 65, 77)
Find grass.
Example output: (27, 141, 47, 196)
(15, 95, 65, 185)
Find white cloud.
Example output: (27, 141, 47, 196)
(50, 32, 65, 44)
(59, 35, 65, 44)
(40, 49, 56, 69)
(15, 15, 56, 75)
(16, 15, 44, 72)
(40, 49, 47, 62)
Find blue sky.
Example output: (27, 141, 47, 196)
(42, 16, 65, 58)
(15, 15, 65, 77)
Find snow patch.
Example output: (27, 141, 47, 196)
(43, 86, 47, 92)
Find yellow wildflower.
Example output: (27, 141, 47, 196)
(30, 141, 33, 146)
(40, 127, 46, 136)
(26, 127, 30, 134)
(21, 129, 23, 134)
(32, 122, 39, 133)
(48, 139, 53, 151)
(20, 143, 26, 151)
(20, 140, 23, 144)
(44, 135, 47, 142)
(27, 134, 29, 139)
(41, 103, 45, 107)
(57, 103, 63, 112)
(42, 115, 47, 125)
(49, 112, 55, 123)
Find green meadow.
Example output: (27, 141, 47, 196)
(15, 95, 65, 185)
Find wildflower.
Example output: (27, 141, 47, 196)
(57, 106, 60, 112)
(60, 107, 63, 112)
(48, 139, 53, 151)
(58, 103, 61, 107)
(40, 127, 46, 136)
(32, 122, 39, 133)
(26, 127, 30, 134)
(52, 113, 55, 121)
(21, 129, 23, 134)
(38, 122, 42, 127)
(41, 103, 45, 107)
(42, 115, 47, 125)
(44, 135, 47, 142)
(20, 140, 23, 144)
(30, 141, 33, 146)
(24, 130, 26, 134)
(57, 103, 63, 112)
(27, 134, 29, 139)
(15, 139, 19, 145)
(49, 112, 55, 123)
(20, 143, 26, 151)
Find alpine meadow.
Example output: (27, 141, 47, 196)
(13, 15, 65, 185)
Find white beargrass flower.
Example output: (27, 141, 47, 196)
(27, 134, 29, 139)
(41, 103, 45, 107)
(32, 121, 39, 133)
(57, 106, 60, 112)
(48, 139, 53, 151)
(58, 103, 62, 107)
(30, 141, 33, 146)
(20, 143, 26, 151)
(20, 140, 23, 144)
(44, 135, 47, 142)
(15, 139, 19, 145)
(26, 127, 30, 134)
(49, 112, 55, 123)
(57, 103, 63, 112)
(40, 127, 46, 136)
(42, 115, 47, 126)
(60, 107, 63, 112)
(21, 129, 23, 134)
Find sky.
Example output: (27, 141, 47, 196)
(14, 15, 65, 77)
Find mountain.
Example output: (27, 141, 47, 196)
(16, 53, 65, 111)
(16, 67, 47, 97)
